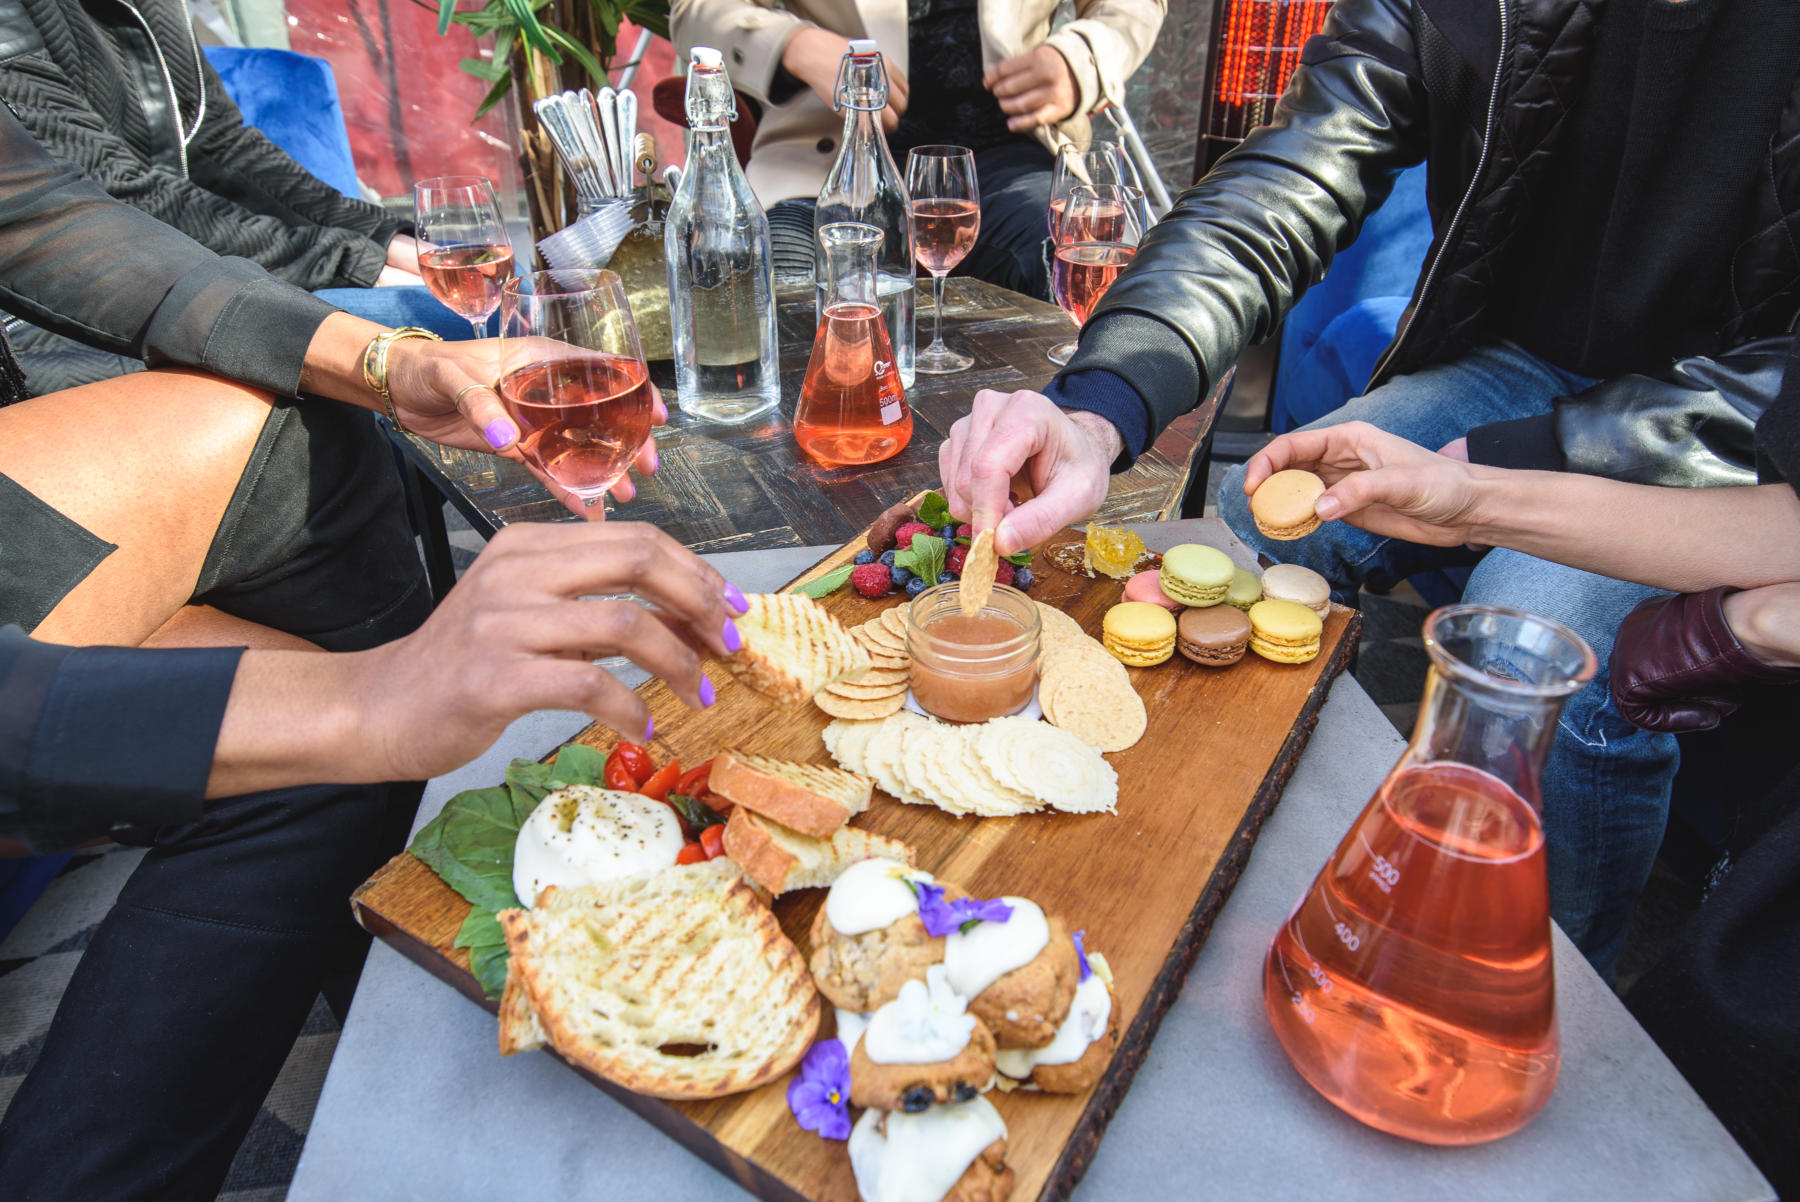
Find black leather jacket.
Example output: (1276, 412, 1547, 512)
(1067, 0, 1800, 488)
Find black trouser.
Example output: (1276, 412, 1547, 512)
(0, 398, 432, 1199)
(768, 138, 1056, 302)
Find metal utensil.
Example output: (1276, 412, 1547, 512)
(616, 88, 639, 191)
(595, 87, 624, 199)
(571, 89, 616, 199)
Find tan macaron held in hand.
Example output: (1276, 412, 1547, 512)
(1250, 470, 1327, 540)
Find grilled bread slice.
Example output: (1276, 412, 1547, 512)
(722, 806, 913, 895)
(710, 750, 875, 838)
(726, 593, 871, 704)
(497, 861, 819, 1099)
(497, 953, 547, 1056)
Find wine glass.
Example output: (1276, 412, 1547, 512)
(1045, 143, 1139, 364)
(415, 175, 515, 338)
(1049, 185, 1145, 364)
(498, 269, 654, 510)
(906, 146, 981, 375)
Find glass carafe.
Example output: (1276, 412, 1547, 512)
(815, 40, 915, 388)
(1264, 604, 1597, 1145)
(664, 46, 781, 424)
(794, 222, 912, 465)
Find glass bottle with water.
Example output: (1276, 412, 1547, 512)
(665, 47, 781, 424)
(815, 40, 915, 388)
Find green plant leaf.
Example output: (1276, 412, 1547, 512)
(542, 24, 606, 84)
(502, 0, 557, 58)
(459, 55, 511, 82)
(1004, 550, 1032, 566)
(668, 793, 725, 832)
(896, 533, 946, 587)
(791, 564, 854, 598)
(437, 0, 456, 37)
(547, 742, 606, 788)
(455, 906, 510, 1000)
(408, 785, 525, 914)
(621, 0, 668, 39)
(916, 491, 951, 530)
(473, 71, 514, 119)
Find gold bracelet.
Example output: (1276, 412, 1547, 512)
(361, 326, 443, 435)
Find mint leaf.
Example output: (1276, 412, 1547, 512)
(917, 491, 951, 529)
(897, 533, 946, 586)
(455, 906, 510, 1000)
(1004, 550, 1032, 566)
(791, 564, 854, 598)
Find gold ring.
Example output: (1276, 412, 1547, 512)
(453, 382, 497, 410)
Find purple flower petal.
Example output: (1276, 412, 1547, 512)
(817, 1111, 852, 1141)
(963, 897, 1014, 924)
(788, 1080, 828, 1110)
(1073, 929, 1092, 981)
(788, 1038, 852, 1141)
(915, 882, 966, 938)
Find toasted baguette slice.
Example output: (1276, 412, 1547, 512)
(710, 750, 875, 838)
(497, 952, 547, 1056)
(726, 593, 871, 704)
(499, 860, 818, 1099)
(722, 806, 913, 896)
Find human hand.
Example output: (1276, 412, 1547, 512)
(375, 264, 424, 287)
(782, 28, 907, 130)
(387, 233, 423, 275)
(384, 336, 663, 520)
(984, 46, 1079, 133)
(1245, 421, 1492, 547)
(349, 523, 750, 779)
(939, 390, 1122, 555)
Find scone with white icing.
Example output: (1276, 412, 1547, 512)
(850, 1096, 1015, 1202)
(850, 965, 997, 1112)
(809, 858, 951, 1012)
(995, 946, 1119, 1094)
(943, 899, 1079, 1050)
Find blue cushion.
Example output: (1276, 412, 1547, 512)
(0, 853, 73, 943)
(203, 46, 360, 199)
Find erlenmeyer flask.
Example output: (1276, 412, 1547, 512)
(1265, 604, 1596, 1145)
(794, 222, 913, 466)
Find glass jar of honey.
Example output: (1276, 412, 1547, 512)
(906, 583, 1041, 723)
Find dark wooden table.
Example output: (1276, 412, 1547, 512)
(393, 278, 1218, 588)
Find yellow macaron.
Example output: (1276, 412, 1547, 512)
(1247, 599, 1323, 664)
(1102, 601, 1178, 666)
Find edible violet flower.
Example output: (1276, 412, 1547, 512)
(1073, 929, 1093, 981)
(787, 1039, 851, 1140)
(914, 881, 1014, 937)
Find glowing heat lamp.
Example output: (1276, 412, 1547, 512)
(1198, 0, 1334, 171)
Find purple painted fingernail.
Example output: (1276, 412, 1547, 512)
(722, 617, 742, 653)
(484, 418, 514, 449)
(643, 715, 655, 743)
(648, 448, 660, 474)
(724, 583, 749, 614)
(699, 676, 716, 707)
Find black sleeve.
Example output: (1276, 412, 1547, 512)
(1755, 335, 1800, 492)
(0, 103, 337, 396)
(0, 626, 242, 853)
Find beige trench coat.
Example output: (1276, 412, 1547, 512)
(670, 0, 1166, 204)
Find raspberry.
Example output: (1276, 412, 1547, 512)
(946, 544, 969, 575)
(956, 524, 973, 542)
(895, 521, 933, 549)
(850, 563, 894, 598)
(994, 560, 1015, 586)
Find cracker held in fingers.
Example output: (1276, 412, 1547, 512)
(960, 529, 999, 617)
(725, 593, 871, 704)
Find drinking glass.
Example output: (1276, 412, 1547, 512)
(1045, 144, 1140, 365)
(498, 269, 654, 510)
(415, 175, 515, 338)
(1048, 185, 1145, 365)
(906, 146, 981, 374)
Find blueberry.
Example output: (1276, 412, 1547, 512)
(937, 571, 957, 585)
(878, 549, 897, 568)
(1013, 566, 1035, 590)
(939, 523, 958, 541)
(905, 576, 929, 598)
(891, 565, 914, 587)
(853, 549, 876, 566)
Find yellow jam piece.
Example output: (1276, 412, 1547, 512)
(1083, 525, 1147, 579)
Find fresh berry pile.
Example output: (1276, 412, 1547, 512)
(799, 491, 1037, 601)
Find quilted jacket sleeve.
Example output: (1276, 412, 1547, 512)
(0, 47, 388, 289)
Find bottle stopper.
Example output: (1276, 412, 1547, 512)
(690, 46, 723, 69)
(848, 39, 877, 56)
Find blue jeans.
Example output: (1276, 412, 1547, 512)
(1219, 341, 1678, 976)
(313, 284, 490, 339)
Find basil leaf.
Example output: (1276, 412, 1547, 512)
(1004, 550, 1032, 566)
(916, 491, 951, 529)
(505, 758, 558, 813)
(548, 742, 606, 788)
(791, 564, 854, 598)
(668, 793, 725, 831)
(408, 785, 525, 914)
(455, 906, 510, 1001)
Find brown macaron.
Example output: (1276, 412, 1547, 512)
(1177, 604, 1252, 667)
(1250, 470, 1327, 540)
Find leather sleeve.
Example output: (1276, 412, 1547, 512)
(1044, 0, 1167, 115)
(1062, 0, 1429, 448)
(0, 49, 387, 289)
(672, 0, 812, 105)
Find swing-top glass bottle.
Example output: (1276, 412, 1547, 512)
(664, 46, 781, 425)
(815, 39, 915, 388)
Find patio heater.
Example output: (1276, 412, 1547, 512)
(1196, 0, 1334, 174)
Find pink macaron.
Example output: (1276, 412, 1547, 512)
(1123, 570, 1185, 612)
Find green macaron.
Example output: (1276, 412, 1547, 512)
(1159, 544, 1236, 607)
(1226, 566, 1262, 610)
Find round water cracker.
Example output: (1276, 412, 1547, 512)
(957, 724, 1042, 817)
(960, 529, 999, 617)
(863, 715, 932, 805)
(815, 689, 907, 719)
(1046, 681, 1147, 752)
(823, 718, 883, 774)
(878, 604, 912, 640)
(1034, 601, 1089, 640)
(858, 619, 908, 653)
(977, 716, 1117, 814)
(914, 727, 980, 818)
(847, 664, 911, 687)
(900, 723, 975, 817)
(825, 677, 909, 700)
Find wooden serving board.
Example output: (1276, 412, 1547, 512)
(354, 525, 1360, 1202)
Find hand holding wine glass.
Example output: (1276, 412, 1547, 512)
(906, 146, 981, 375)
(414, 175, 516, 338)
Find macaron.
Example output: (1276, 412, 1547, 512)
(1247, 599, 1324, 664)
(1102, 601, 1178, 667)
(1158, 544, 1236, 608)
(1260, 563, 1331, 617)
(1225, 567, 1262, 611)
(1177, 604, 1252, 667)
(1250, 470, 1327, 540)
(1123, 569, 1185, 612)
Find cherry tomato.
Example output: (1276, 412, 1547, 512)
(675, 761, 713, 798)
(700, 823, 726, 860)
(605, 743, 655, 788)
(639, 760, 682, 802)
(604, 760, 638, 791)
(675, 842, 707, 865)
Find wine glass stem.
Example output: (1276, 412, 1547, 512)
(470, 317, 488, 339)
(931, 272, 947, 350)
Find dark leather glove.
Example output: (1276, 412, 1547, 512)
(1611, 587, 1800, 733)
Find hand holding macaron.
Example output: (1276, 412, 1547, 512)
(1244, 421, 1494, 548)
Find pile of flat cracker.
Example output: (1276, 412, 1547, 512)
(1033, 601, 1147, 753)
(814, 606, 913, 719)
